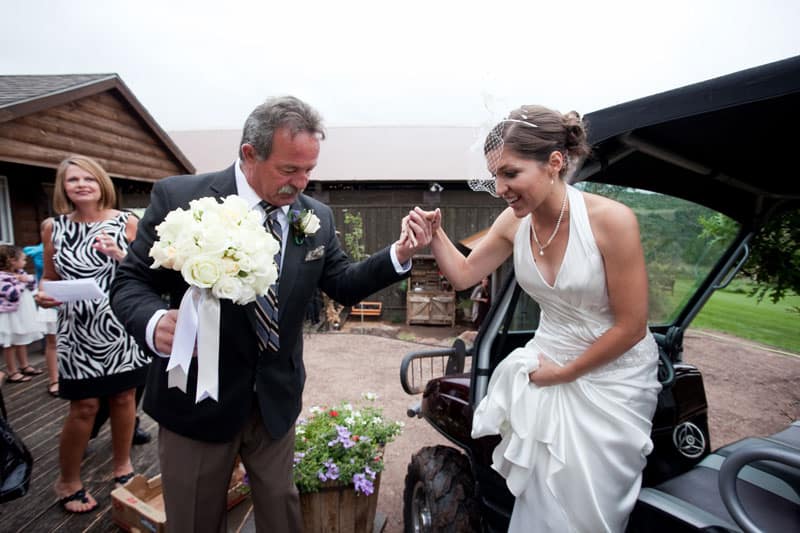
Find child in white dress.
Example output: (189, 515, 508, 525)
(0, 245, 44, 383)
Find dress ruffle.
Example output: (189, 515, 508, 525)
(472, 341, 659, 532)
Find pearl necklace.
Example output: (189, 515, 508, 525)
(532, 186, 568, 256)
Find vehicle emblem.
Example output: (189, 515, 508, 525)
(672, 422, 706, 458)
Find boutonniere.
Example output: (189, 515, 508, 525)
(289, 209, 321, 244)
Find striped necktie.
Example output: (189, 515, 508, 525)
(254, 202, 281, 352)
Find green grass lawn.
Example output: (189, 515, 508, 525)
(690, 285, 800, 354)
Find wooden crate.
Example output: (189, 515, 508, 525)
(406, 256, 455, 326)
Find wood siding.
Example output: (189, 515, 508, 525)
(0, 91, 186, 181)
(314, 186, 507, 319)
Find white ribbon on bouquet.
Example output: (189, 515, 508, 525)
(166, 286, 221, 402)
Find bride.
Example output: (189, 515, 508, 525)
(404, 105, 661, 532)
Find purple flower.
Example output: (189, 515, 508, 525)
(365, 466, 376, 480)
(328, 425, 355, 449)
(352, 473, 374, 496)
(293, 452, 305, 465)
(318, 459, 340, 482)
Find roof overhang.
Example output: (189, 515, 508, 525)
(0, 74, 195, 175)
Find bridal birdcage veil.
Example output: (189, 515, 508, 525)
(466, 100, 539, 197)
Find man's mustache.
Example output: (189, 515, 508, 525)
(278, 185, 302, 195)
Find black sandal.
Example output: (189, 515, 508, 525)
(47, 381, 59, 397)
(6, 372, 31, 383)
(58, 487, 98, 514)
(21, 366, 43, 376)
(113, 472, 136, 486)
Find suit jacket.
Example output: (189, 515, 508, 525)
(110, 165, 407, 442)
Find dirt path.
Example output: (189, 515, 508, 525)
(301, 326, 800, 533)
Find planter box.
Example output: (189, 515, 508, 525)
(111, 461, 249, 532)
(300, 472, 383, 533)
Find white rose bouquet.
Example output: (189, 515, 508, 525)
(149, 195, 280, 402)
(150, 195, 280, 303)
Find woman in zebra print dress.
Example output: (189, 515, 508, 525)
(37, 155, 149, 513)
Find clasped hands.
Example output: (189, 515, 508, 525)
(395, 207, 441, 263)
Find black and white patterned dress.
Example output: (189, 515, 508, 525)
(51, 212, 149, 399)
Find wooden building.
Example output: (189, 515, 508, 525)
(0, 74, 194, 246)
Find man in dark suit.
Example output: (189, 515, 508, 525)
(110, 96, 431, 532)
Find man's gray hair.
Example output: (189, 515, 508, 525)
(238, 96, 326, 160)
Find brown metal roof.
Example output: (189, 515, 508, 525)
(0, 73, 195, 174)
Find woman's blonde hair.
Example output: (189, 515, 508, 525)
(53, 155, 117, 214)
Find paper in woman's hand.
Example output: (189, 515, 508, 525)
(41, 279, 105, 302)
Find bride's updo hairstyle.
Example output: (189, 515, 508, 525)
(485, 105, 591, 178)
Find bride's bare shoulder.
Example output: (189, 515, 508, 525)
(493, 207, 523, 243)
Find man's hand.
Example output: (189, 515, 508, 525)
(396, 208, 438, 263)
(154, 309, 179, 355)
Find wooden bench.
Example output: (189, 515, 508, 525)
(350, 301, 383, 317)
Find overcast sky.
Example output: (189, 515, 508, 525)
(2, 0, 798, 132)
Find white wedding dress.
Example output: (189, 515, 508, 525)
(471, 185, 661, 533)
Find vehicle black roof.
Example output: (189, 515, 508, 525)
(575, 55, 800, 224)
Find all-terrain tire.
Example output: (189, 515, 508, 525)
(403, 445, 481, 532)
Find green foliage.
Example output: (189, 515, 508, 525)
(293, 395, 403, 495)
(700, 208, 800, 307)
(343, 209, 367, 261)
(744, 209, 800, 305)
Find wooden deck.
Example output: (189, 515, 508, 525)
(0, 346, 256, 533)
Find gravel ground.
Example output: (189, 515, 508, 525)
(301, 324, 800, 533)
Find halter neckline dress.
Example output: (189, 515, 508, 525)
(472, 185, 661, 533)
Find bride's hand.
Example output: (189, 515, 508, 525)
(528, 355, 570, 386)
(413, 207, 441, 234)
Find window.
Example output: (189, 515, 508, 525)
(0, 176, 13, 244)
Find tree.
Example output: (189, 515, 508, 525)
(342, 209, 367, 261)
(699, 208, 800, 308)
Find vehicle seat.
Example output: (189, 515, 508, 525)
(631, 421, 800, 532)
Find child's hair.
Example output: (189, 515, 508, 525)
(0, 244, 22, 272)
